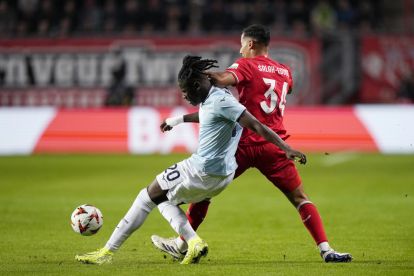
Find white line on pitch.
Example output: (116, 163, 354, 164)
(321, 151, 358, 167)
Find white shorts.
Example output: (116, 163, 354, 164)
(156, 158, 235, 205)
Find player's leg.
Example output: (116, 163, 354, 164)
(284, 185, 352, 262)
(76, 160, 206, 265)
(76, 183, 159, 264)
(166, 198, 211, 254)
(151, 199, 209, 261)
(151, 198, 212, 259)
(151, 147, 252, 257)
(104, 182, 161, 251)
(257, 143, 329, 247)
(76, 175, 207, 265)
(184, 146, 251, 231)
(153, 160, 236, 263)
(167, 199, 211, 254)
(284, 185, 329, 246)
(157, 200, 208, 264)
(184, 147, 251, 230)
(257, 143, 352, 262)
(154, 160, 219, 264)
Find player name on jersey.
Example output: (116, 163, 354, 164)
(257, 65, 289, 77)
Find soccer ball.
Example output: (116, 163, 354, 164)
(70, 204, 104, 236)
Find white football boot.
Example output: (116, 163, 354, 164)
(151, 235, 186, 260)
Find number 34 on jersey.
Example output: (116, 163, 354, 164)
(260, 78, 288, 116)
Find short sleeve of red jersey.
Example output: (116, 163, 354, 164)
(225, 58, 252, 84)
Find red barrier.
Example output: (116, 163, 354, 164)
(27, 107, 378, 154)
(35, 109, 128, 153)
(284, 107, 377, 152)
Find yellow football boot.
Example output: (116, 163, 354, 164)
(75, 247, 113, 265)
(180, 236, 208, 265)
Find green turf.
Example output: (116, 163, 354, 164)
(0, 153, 413, 275)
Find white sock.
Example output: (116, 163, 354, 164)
(105, 188, 156, 251)
(175, 237, 188, 252)
(158, 201, 198, 243)
(318, 241, 332, 252)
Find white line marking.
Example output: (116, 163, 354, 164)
(321, 152, 358, 167)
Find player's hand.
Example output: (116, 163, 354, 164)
(205, 71, 217, 85)
(286, 149, 307, 165)
(160, 116, 184, 132)
(160, 121, 173, 132)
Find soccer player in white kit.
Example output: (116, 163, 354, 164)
(75, 56, 306, 265)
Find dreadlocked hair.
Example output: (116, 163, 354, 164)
(178, 55, 218, 84)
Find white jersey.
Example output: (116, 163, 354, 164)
(156, 86, 245, 204)
(189, 86, 246, 176)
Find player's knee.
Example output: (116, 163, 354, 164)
(285, 186, 308, 207)
(296, 191, 308, 201)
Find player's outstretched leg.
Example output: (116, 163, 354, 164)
(180, 236, 208, 265)
(285, 183, 353, 263)
(76, 188, 156, 265)
(151, 235, 186, 260)
(296, 201, 353, 263)
(75, 248, 114, 265)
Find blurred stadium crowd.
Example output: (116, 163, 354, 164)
(0, 0, 385, 37)
(0, 0, 413, 106)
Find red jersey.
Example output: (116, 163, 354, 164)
(226, 55, 293, 145)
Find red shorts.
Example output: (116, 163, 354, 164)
(234, 142, 302, 193)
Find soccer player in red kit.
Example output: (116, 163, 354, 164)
(152, 24, 352, 263)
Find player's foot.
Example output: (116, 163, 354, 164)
(75, 247, 113, 265)
(180, 236, 208, 265)
(151, 235, 186, 260)
(321, 250, 353, 263)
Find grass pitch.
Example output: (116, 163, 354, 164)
(0, 153, 413, 275)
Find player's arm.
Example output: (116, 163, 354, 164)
(183, 112, 199, 123)
(160, 112, 199, 132)
(206, 71, 237, 87)
(238, 110, 306, 164)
